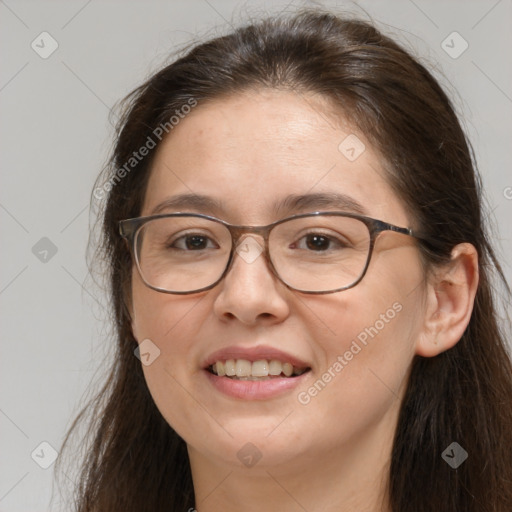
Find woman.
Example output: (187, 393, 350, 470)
(57, 9, 512, 512)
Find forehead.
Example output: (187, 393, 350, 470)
(143, 89, 407, 225)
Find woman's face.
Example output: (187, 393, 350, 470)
(131, 89, 426, 472)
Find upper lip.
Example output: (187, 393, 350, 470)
(202, 345, 311, 370)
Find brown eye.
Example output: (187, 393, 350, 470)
(307, 234, 332, 251)
(292, 232, 347, 252)
(169, 233, 218, 251)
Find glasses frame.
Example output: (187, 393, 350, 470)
(119, 211, 420, 295)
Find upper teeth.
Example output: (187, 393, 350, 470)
(211, 359, 307, 378)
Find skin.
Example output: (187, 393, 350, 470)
(130, 89, 478, 511)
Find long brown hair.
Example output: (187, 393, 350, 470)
(55, 9, 512, 511)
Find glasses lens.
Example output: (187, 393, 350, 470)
(135, 216, 231, 292)
(269, 215, 371, 292)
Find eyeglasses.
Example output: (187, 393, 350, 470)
(119, 211, 420, 295)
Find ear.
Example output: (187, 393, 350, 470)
(415, 243, 479, 357)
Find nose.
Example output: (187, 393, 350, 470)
(212, 236, 290, 326)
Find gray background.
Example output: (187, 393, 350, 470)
(1, 0, 511, 510)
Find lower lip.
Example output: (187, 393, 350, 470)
(204, 370, 310, 400)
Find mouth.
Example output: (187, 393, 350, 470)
(207, 358, 311, 380)
(202, 347, 312, 400)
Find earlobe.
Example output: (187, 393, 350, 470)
(415, 243, 479, 357)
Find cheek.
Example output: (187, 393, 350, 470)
(131, 274, 212, 438)
(131, 271, 201, 344)
(131, 279, 206, 380)
(307, 247, 423, 360)
(295, 252, 424, 435)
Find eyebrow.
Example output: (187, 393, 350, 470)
(150, 192, 367, 217)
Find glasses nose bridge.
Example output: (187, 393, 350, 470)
(228, 224, 271, 248)
(223, 223, 281, 288)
